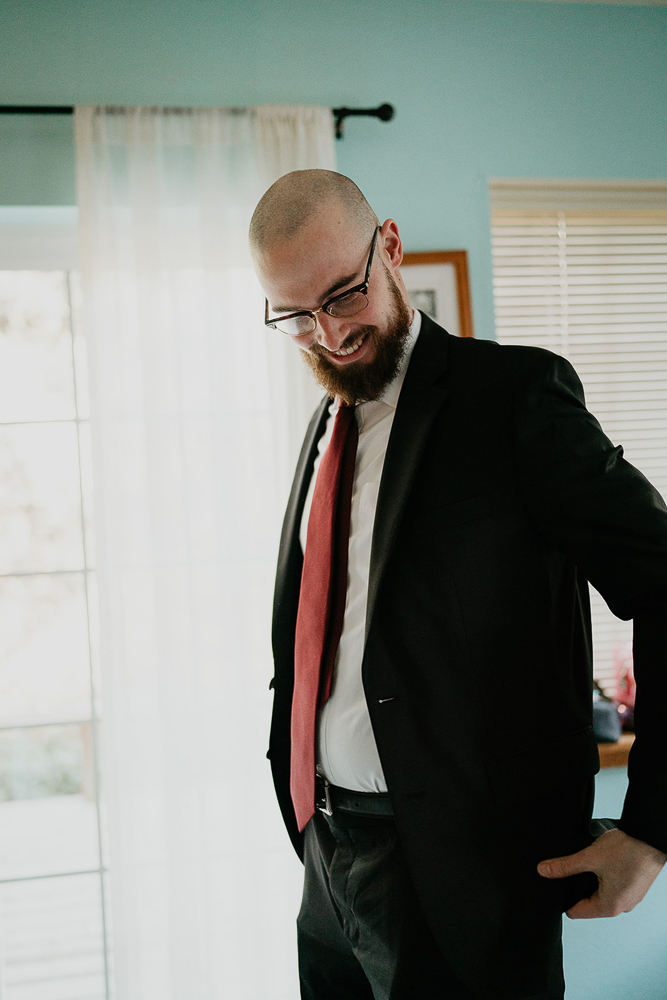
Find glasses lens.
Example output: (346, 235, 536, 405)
(275, 314, 316, 336)
(327, 291, 368, 319)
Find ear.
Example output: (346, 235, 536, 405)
(379, 219, 404, 272)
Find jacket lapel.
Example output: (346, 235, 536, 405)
(365, 316, 451, 641)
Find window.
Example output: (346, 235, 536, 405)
(0, 209, 111, 1000)
(490, 181, 667, 694)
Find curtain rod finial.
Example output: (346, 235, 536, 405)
(332, 103, 395, 140)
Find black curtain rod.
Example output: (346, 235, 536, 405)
(0, 106, 75, 114)
(0, 103, 395, 140)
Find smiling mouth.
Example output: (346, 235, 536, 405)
(329, 332, 367, 358)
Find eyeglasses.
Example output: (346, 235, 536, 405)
(264, 226, 380, 336)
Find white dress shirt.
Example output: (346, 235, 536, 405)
(299, 310, 422, 792)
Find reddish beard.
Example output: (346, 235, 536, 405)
(300, 279, 413, 406)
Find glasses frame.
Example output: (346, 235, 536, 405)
(264, 226, 380, 335)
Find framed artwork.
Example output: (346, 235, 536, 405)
(401, 250, 474, 338)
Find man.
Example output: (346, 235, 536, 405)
(249, 169, 667, 1000)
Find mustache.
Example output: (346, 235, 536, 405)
(308, 326, 375, 360)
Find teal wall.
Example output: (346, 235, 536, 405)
(567, 768, 667, 1000)
(1, 4, 666, 996)
(1, 0, 665, 338)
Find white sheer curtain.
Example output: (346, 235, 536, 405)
(74, 106, 334, 1000)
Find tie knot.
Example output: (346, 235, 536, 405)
(335, 401, 356, 426)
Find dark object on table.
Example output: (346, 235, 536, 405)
(593, 682, 622, 743)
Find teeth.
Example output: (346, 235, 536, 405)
(334, 334, 365, 357)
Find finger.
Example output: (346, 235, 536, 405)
(537, 849, 594, 879)
(566, 891, 629, 919)
(565, 895, 603, 920)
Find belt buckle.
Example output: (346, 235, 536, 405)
(316, 776, 334, 816)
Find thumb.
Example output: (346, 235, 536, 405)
(537, 847, 593, 880)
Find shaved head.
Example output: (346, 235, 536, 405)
(249, 169, 378, 257)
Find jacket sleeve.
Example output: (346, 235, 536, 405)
(513, 349, 667, 855)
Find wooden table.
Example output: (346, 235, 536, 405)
(598, 733, 635, 768)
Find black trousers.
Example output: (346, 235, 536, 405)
(297, 810, 565, 1000)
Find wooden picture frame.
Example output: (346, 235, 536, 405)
(401, 250, 474, 338)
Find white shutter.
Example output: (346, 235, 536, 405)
(490, 183, 667, 694)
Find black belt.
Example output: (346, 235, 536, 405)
(316, 774, 394, 818)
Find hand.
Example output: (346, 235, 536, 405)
(537, 828, 666, 919)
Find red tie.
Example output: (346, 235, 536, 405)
(291, 403, 359, 832)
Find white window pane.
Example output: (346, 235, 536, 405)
(0, 574, 91, 727)
(0, 726, 98, 880)
(0, 794, 100, 883)
(0, 873, 106, 1000)
(0, 272, 75, 423)
(0, 724, 89, 801)
(0, 423, 84, 574)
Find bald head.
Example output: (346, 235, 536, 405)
(249, 169, 378, 257)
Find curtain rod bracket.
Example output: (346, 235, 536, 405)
(332, 103, 394, 140)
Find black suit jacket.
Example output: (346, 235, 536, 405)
(268, 314, 667, 998)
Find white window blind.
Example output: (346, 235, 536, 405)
(490, 181, 667, 694)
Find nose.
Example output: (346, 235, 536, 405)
(312, 312, 350, 353)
